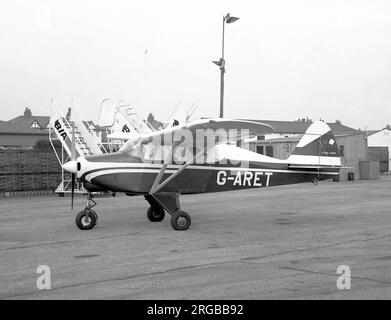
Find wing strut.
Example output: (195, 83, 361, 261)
(149, 141, 179, 194)
(149, 145, 207, 195)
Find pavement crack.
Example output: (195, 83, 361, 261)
(241, 234, 391, 263)
(0, 233, 140, 252)
(0, 259, 239, 299)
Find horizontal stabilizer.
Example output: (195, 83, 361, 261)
(289, 165, 343, 169)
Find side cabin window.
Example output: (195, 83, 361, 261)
(266, 145, 273, 157)
(256, 146, 264, 154)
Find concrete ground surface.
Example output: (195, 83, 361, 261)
(0, 177, 390, 299)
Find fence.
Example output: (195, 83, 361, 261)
(0, 150, 64, 193)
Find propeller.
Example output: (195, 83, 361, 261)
(71, 121, 76, 210)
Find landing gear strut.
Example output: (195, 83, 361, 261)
(75, 193, 98, 230)
(145, 193, 191, 230)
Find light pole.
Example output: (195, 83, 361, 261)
(213, 13, 239, 118)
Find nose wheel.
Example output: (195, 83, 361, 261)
(75, 194, 98, 230)
(76, 209, 98, 230)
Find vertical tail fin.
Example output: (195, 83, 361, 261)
(287, 121, 341, 166)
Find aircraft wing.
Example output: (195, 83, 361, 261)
(120, 118, 274, 150)
(179, 118, 273, 135)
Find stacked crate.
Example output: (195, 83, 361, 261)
(0, 150, 63, 192)
(0, 152, 18, 192)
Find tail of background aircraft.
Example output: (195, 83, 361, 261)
(287, 121, 341, 166)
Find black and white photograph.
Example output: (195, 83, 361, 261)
(0, 0, 391, 306)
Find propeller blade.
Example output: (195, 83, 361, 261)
(71, 173, 75, 210)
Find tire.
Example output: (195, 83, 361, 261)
(170, 210, 191, 230)
(75, 210, 97, 230)
(147, 206, 165, 222)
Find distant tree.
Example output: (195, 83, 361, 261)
(147, 113, 155, 123)
(146, 113, 163, 130)
(34, 139, 62, 151)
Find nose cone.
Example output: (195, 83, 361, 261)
(62, 160, 77, 174)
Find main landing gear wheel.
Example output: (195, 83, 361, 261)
(170, 210, 191, 231)
(147, 206, 165, 222)
(75, 209, 97, 230)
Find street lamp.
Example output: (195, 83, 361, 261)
(213, 13, 239, 118)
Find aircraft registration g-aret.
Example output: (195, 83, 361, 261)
(62, 119, 342, 231)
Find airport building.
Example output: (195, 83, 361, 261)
(367, 126, 391, 173)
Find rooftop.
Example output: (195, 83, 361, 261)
(367, 127, 391, 136)
(0, 108, 49, 135)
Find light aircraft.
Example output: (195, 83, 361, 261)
(61, 119, 341, 231)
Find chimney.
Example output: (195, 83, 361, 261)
(24, 107, 32, 117)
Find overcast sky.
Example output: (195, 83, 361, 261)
(0, 0, 390, 129)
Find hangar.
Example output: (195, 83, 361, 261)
(367, 126, 391, 173)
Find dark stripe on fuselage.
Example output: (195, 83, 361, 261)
(86, 164, 339, 194)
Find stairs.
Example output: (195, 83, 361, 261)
(62, 119, 93, 156)
(49, 100, 108, 194)
(49, 101, 107, 158)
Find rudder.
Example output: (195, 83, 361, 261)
(287, 121, 341, 166)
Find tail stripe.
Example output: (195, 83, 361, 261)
(288, 121, 341, 167)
